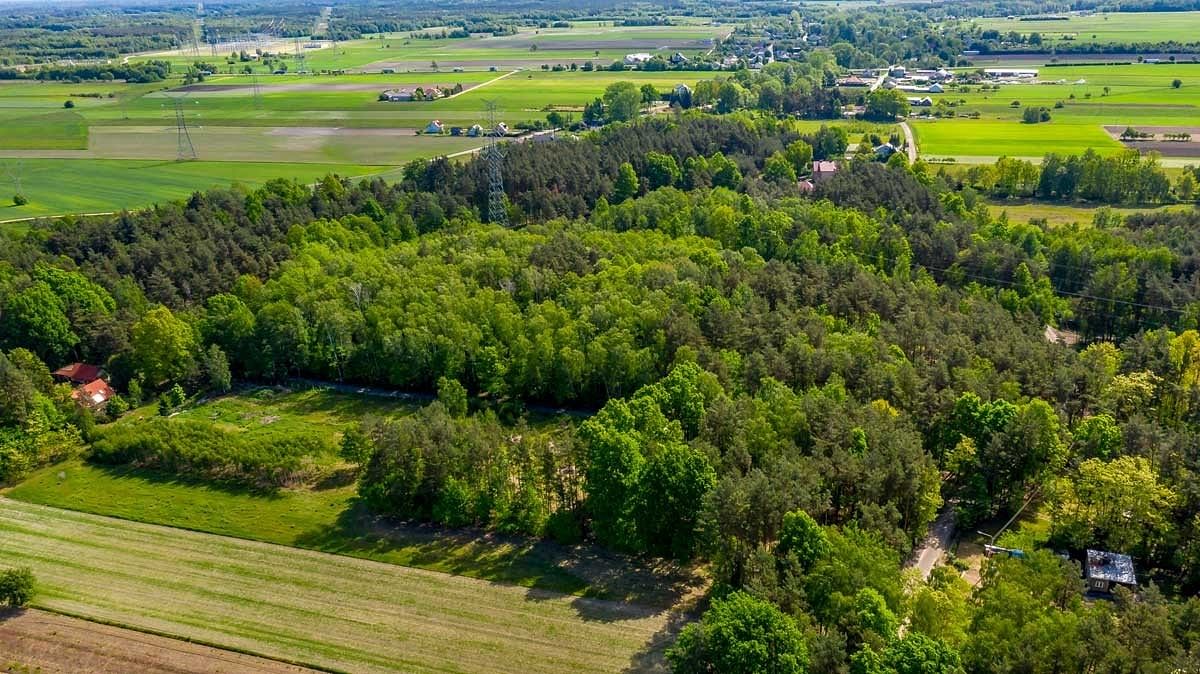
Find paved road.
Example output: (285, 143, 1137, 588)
(899, 120, 918, 162)
(910, 506, 956, 579)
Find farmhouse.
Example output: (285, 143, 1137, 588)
(837, 75, 869, 87)
(624, 53, 652, 65)
(985, 68, 1038, 79)
(928, 83, 944, 93)
(812, 160, 839, 183)
(424, 120, 444, 134)
(467, 124, 484, 137)
(874, 142, 899, 158)
(495, 122, 510, 135)
(907, 96, 934, 107)
(1085, 549, 1137, 596)
(71, 378, 115, 409)
(673, 83, 692, 97)
(53, 362, 102, 385)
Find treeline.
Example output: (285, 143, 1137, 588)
(0, 348, 86, 485)
(0, 61, 171, 83)
(960, 150, 1189, 204)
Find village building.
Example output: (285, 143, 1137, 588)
(424, 120, 444, 134)
(1085, 549, 1138, 596)
(71, 379, 116, 409)
(53, 362, 102, 385)
(812, 160, 839, 183)
(624, 53, 652, 66)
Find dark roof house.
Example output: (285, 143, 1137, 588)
(1085, 549, 1137, 596)
(53, 363, 102, 385)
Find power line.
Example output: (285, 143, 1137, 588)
(483, 99, 508, 227)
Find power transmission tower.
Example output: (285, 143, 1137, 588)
(3, 159, 23, 196)
(170, 95, 197, 161)
(483, 100, 507, 227)
(251, 71, 263, 108)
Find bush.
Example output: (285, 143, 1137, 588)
(90, 418, 335, 486)
(12, 193, 27, 206)
(63, 100, 74, 109)
(0, 567, 34, 607)
(1173, 79, 1183, 89)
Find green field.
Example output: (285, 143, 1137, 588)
(985, 199, 1194, 226)
(968, 11, 1200, 46)
(0, 498, 668, 674)
(0, 159, 384, 220)
(914, 63, 1200, 161)
(136, 21, 732, 74)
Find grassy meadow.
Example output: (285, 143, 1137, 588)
(0, 498, 669, 674)
(968, 12, 1200, 46)
(0, 159, 385, 220)
(914, 63, 1200, 161)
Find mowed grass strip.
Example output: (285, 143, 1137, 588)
(0, 499, 666, 674)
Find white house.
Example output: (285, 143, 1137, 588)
(624, 53, 652, 65)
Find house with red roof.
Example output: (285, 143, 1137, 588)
(52, 363, 102, 385)
(71, 378, 116, 408)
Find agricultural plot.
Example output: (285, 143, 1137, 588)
(968, 12, 1200, 46)
(0, 609, 318, 674)
(985, 200, 1191, 226)
(0, 159, 384, 220)
(914, 63, 1200, 162)
(0, 499, 671, 674)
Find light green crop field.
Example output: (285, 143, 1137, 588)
(967, 11, 1200, 46)
(136, 21, 732, 74)
(915, 63, 1200, 160)
(0, 159, 384, 220)
(985, 200, 1193, 226)
(0, 498, 668, 674)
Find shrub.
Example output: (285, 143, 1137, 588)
(12, 193, 27, 206)
(90, 418, 335, 486)
(0, 567, 34, 607)
(1174, 79, 1183, 89)
(63, 100, 74, 109)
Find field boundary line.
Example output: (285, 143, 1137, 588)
(27, 605, 346, 674)
(443, 68, 521, 100)
(0, 493, 598, 599)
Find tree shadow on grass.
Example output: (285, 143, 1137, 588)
(294, 501, 709, 623)
(620, 594, 708, 674)
(86, 461, 289, 501)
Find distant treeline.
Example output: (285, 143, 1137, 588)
(0, 61, 171, 83)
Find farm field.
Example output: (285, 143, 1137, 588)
(0, 66, 716, 217)
(0, 499, 672, 674)
(0, 158, 384, 220)
(967, 11, 1200, 46)
(0, 609, 319, 674)
(985, 199, 1194, 226)
(914, 63, 1200, 161)
(136, 21, 733, 74)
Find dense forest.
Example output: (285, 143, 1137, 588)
(5, 112, 1200, 671)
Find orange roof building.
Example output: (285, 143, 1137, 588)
(71, 378, 115, 408)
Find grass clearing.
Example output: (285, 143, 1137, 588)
(0, 498, 671, 674)
(985, 199, 1194, 226)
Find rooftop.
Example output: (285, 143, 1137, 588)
(53, 362, 101, 384)
(1086, 549, 1137, 586)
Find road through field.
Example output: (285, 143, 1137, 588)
(0, 498, 670, 674)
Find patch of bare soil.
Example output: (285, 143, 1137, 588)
(1103, 125, 1200, 156)
(0, 609, 317, 674)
